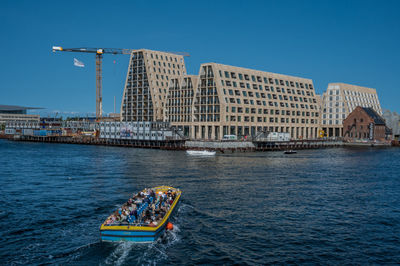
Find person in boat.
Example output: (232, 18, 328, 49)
(130, 208, 138, 220)
(105, 217, 113, 225)
(149, 221, 157, 227)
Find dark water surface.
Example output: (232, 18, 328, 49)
(1, 139, 400, 265)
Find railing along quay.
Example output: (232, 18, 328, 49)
(253, 139, 343, 151)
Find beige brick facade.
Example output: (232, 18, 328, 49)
(166, 63, 320, 140)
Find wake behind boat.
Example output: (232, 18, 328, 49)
(186, 150, 216, 156)
(100, 186, 181, 242)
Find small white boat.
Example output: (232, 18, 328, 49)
(186, 150, 216, 156)
(284, 150, 297, 154)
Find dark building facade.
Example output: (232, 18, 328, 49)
(343, 106, 392, 142)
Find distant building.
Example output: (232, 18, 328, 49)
(343, 106, 391, 142)
(0, 105, 41, 126)
(321, 83, 382, 137)
(382, 110, 400, 139)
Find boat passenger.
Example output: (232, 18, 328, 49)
(131, 209, 138, 220)
(149, 221, 157, 227)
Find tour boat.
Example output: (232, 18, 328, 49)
(186, 150, 216, 156)
(100, 186, 181, 242)
(284, 150, 297, 154)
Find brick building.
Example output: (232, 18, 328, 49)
(343, 106, 392, 142)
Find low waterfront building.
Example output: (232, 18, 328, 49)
(165, 63, 320, 140)
(0, 105, 41, 126)
(321, 83, 382, 137)
(343, 106, 391, 142)
(99, 121, 183, 141)
(5, 118, 98, 137)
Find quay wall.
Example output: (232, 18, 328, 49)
(8, 135, 344, 152)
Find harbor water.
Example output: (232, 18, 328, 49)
(0, 139, 399, 265)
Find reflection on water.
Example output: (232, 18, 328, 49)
(0, 139, 399, 264)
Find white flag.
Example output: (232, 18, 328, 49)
(74, 58, 85, 67)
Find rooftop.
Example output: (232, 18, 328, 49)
(362, 107, 385, 125)
(204, 62, 314, 82)
(0, 105, 43, 111)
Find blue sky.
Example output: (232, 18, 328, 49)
(1, 0, 399, 116)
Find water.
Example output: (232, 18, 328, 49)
(1, 139, 400, 265)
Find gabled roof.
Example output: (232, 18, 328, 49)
(362, 107, 385, 125)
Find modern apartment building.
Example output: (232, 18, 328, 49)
(120, 49, 187, 122)
(165, 75, 198, 136)
(165, 63, 320, 140)
(321, 83, 382, 137)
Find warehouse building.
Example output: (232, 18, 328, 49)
(343, 106, 391, 142)
(320, 83, 382, 137)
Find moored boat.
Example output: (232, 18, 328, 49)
(100, 186, 181, 242)
(186, 150, 216, 156)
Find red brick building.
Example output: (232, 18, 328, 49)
(343, 106, 392, 142)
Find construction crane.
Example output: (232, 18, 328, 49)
(52, 46, 190, 120)
(52, 46, 134, 120)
